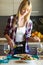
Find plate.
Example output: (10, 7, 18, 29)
(13, 54, 23, 58)
(13, 54, 34, 60)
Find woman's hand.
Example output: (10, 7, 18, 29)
(5, 34, 14, 49)
(19, 9, 29, 19)
(18, 9, 29, 26)
(21, 9, 29, 18)
(33, 36, 41, 42)
(8, 40, 16, 50)
(8, 40, 16, 55)
(8, 40, 14, 49)
(27, 37, 41, 42)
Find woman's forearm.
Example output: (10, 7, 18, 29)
(5, 34, 11, 42)
(5, 34, 14, 49)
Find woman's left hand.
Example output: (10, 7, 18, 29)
(33, 36, 41, 42)
(27, 37, 41, 42)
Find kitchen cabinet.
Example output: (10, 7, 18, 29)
(13, 0, 22, 14)
(0, 0, 13, 16)
(0, 0, 22, 16)
(31, 0, 43, 16)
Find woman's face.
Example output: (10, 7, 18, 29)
(20, 8, 26, 15)
(20, 3, 32, 16)
(20, 5, 30, 16)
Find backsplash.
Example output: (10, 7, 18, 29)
(0, 16, 9, 37)
(0, 16, 43, 37)
(30, 16, 43, 34)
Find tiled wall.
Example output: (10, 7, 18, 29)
(0, 16, 43, 37)
(0, 16, 9, 37)
(30, 16, 43, 33)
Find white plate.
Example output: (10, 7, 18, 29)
(14, 54, 32, 58)
(14, 54, 23, 58)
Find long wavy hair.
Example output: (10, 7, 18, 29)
(17, 0, 30, 16)
(18, 0, 32, 20)
(13, 0, 32, 27)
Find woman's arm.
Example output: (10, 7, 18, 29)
(26, 20, 33, 42)
(26, 20, 40, 42)
(4, 16, 15, 49)
(5, 34, 14, 49)
(5, 34, 11, 42)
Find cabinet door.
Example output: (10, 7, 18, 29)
(0, 0, 13, 16)
(31, 0, 43, 16)
(13, 0, 22, 14)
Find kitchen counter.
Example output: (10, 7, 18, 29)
(0, 60, 43, 65)
(0, 38, 43, 44)
(0, 38, 7, 43)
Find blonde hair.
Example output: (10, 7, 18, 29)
(24, 2, 32, 21)
(17, 0, 30, 16)
(16, 0, 32, 26)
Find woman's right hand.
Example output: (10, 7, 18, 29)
(8, 40, 14, 49)
(8, 40, 16, 49)
(20, 9, 29, 18)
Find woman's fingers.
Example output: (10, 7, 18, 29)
(8, 40, 14, 49)
(33, 36, 41, 42)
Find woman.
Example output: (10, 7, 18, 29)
(4, 0, 33, 54)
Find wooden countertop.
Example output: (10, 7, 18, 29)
(0, 38, 43, 44)
(0, 38, 7, 43)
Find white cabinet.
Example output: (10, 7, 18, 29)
(0, 0, 13, 16)
(0, 0, 22, 16)
(13, 0, 22, 14)
(31, 0, 43, 16)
